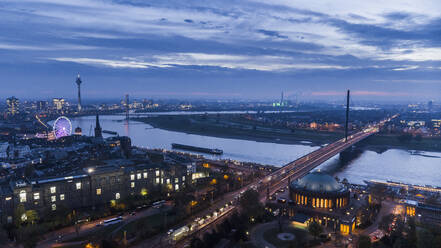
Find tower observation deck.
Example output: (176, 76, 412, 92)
(76, 74, 82, 112)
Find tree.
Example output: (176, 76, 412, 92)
(370, 184, 387, 204)
(307, 221, 323, 240)
(357, 235, 371, 248)
(190, 237, 203, 248)
(417, 229, 435, 248)
(24, 210, 39, 225)
(407, 217, 417, 247)
(239, 189, 263, 218)
(14, 204, 26, 227)
(378, 214, 393, 233)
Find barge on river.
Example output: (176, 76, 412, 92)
(171, 143, 223, 155)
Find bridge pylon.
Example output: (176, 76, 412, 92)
(345, 89, 350, 142)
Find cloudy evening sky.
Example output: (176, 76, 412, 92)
(1, 0, 441, 101)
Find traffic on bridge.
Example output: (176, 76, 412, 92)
(167, 115, 396, 247)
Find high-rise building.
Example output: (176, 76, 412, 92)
(428, 100, 433, 112)
(125, 94, 129, 120)
(52, 98, 66, 111)
(37, 101, 48, 112)
(95, 114, 102, 138)
(6, 96, 19, 115)
(76, 74, 82, 112)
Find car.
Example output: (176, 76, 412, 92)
(167, 229, 174, 235)
(277, 198, 287, 203)
(130, 212, 136, 216)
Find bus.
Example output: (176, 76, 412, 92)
(171, 226, 189, 241)
(97, 216, 123, 227)
(153, 200, 166, 208)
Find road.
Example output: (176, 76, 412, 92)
(37, 205, 164, 248)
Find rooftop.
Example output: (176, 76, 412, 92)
(291, 171, 345, 193)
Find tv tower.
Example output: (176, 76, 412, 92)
(125, 94, 129, 120)
(76, 74, 82, 112)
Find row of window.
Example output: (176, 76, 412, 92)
(130, 171, 185, 184)
(19, 190, 67, 203)
(293, 194, 348, 208)
(18, 174, 186, 203)
(19, 182, 83, 203)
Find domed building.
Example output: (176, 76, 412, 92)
(289, 171, 349, 209)
(286, 171, 367, 235)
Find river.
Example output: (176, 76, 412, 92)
(62, 114, 441, 187)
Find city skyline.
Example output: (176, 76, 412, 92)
(1, 0, 441, 100)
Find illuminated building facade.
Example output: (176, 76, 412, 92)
(0, 163, 189, 224)
(403, 199, 441, 226)
(6, 96, 19, 116)
(290, 171, 350, 209)
(288, 171, 360, 235)
(52, 98, 66, 111)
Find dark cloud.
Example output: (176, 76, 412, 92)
(384, 12, 413, 20)
(257, 29, 288, 39)
(0, 0, 441, 100)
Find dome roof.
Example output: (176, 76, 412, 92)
(291, 171, 344, 193)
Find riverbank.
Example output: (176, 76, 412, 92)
(133, 115, 441, 152)
(133, 115, 341, 147)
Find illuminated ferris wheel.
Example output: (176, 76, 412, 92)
(53, 116, 72, 139)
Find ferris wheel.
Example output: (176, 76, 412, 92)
(53, 116, 72, 139)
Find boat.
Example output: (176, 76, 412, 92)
(102, 130, 118, 135)
(171, 143, 223, 155)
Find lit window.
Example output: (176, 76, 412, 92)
(52, 204, 56, 211)
(175, 184, 179, 191)
(96, 188, 102, 195)
(166, 179, 170, 184)
(76, 182, 82, 190)
(19, 190, 26, 203)
(115, 193, 120, 200)
(174, 178, 179, 183)
(155, 178, 160, 184)
(33, 192, 40, 200)
(137, 173, 141, 180)
(161, 178, 164, 184)
(155, 170, 160, 177)
(182, 176, 185, 181)
(5, 197, 11, 201)
(130, 174, 135, 180)
(51, 195, 56, 202)
(60, 194, 65, 200)
(50, 186, 56, 194)
(131, 182, 135, 188)
(143, 172, 147, 178)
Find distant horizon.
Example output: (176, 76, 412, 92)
(0, 95, 436, 105)
(2, 1, 441, 101)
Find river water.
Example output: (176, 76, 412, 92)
(63, 114, 441, 187)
